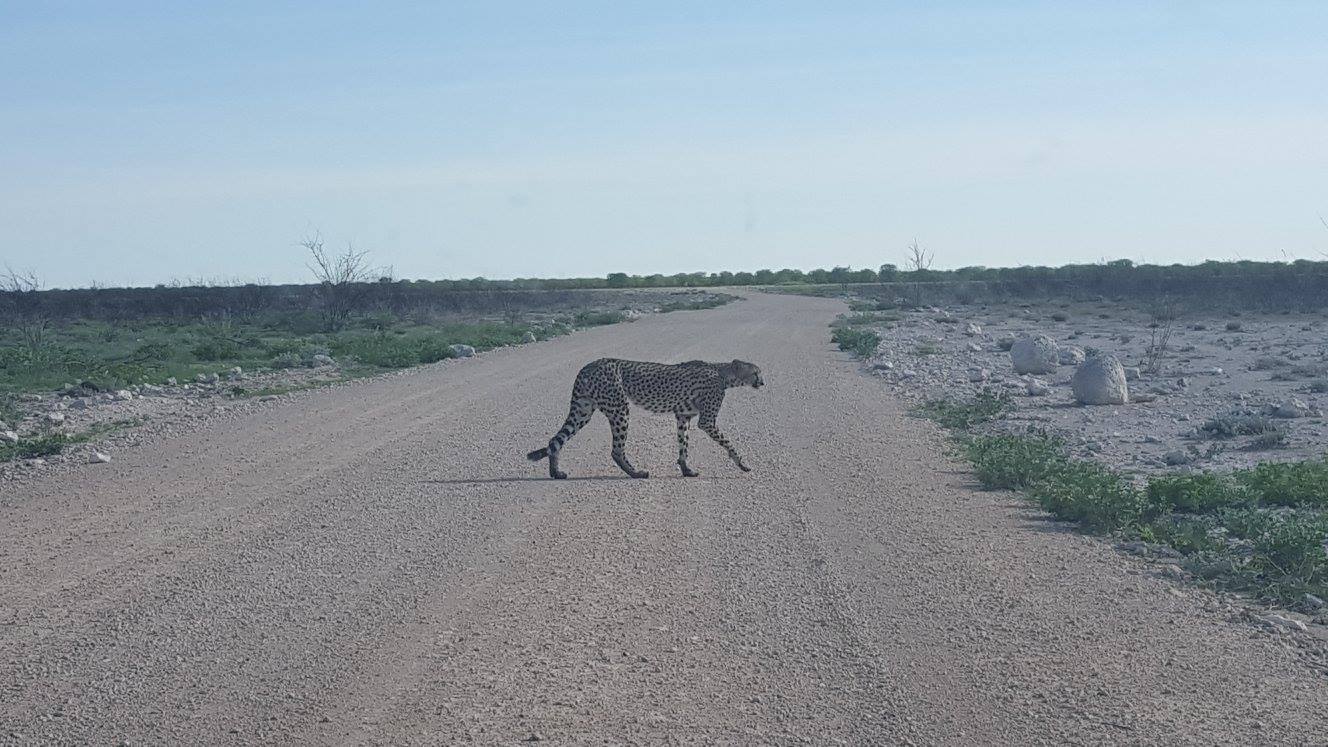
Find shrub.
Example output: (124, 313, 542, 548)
(574, 310, 627, 327)
(963, 434, 1066, 490)
(1140, 515, 1223, 555)
(831, 328, 880, 358)
(1051, 312, 1069, 322)
(1246, 428, 1289, 450)
(0, 434, 73, 462)
(192, 337, 241, 361)
(1027, 461, 1152, 532)
(1198, 413, 1277, 439)
(1225, 321, 1243, 332)
(1235, 460, 1328, 508)
(1251, 356, 1289, 371)
(921, 390, 1013, 429)
(1147, 474, 1249, 514)
(271, 351, 303, 369)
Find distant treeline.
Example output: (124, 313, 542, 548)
(6, 258, 1328, 321)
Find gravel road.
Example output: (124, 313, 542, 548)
(2, 292, 1325, 745)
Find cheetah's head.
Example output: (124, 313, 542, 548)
(722, 359, 764, 389)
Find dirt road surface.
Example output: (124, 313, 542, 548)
(2, 292, 1325, 745)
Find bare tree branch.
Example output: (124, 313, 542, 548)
(301, 231, 378, 331)
(2, 265, 47, 351)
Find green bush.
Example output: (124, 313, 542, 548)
(1140, 515, 1223, 555)
(963, 434, 1066, 490)
(271, 351, 303, 369)
(920, 390, 1013, 430)
(192, 337, 241, 361)
(1235, 460, 1328, 508)
(1027, 460, 1152, 532)
(0, 434, 73, 462)
(573, 310, 627, 327)
(831, 328, 880, 358)
(1146, 474, 1250, 514)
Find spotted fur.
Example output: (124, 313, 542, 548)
(527, 358, 764, 479)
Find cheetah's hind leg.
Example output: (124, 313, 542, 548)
(676, 413, 699, 477)
(532, 397, 595, 479)
(605, 406, 649, 478)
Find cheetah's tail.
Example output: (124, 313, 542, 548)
(527, 447, 549, 462)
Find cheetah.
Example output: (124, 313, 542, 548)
(526, 358, 764, 479)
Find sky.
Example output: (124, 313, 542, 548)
(2, 1, 1327, 289)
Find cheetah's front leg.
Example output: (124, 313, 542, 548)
(699, 417, 751, 473)
(676, 413, 699, 477)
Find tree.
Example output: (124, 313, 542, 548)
(905, 238, 934, 307)
(1, 265, 46, 352)
(606, 272, 630, 288)
(302, 231, 377, 331)
(878, 263, 899, 283)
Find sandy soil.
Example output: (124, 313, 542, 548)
(1, 292, 1326, 744)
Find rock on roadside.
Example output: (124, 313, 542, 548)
(1010, 334, 1059, 375)
(1072, 350, 1130, 406)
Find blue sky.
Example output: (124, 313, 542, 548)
(2, 1, 1326, 288)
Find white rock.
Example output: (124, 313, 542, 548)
(963, 323, 982, 337)
(310, 354, 335, 367)
(45, 412, 66, 425)
(1026, 379, 1051, 396)
(113, 389, 134, 401)
(1058, 346, 1085, 366)
(871, 361, 894, 371)
(227, 366, 243, 381)
(1123, 367, 1141, 381)
(165, 377, 178, 386)
(967, 367, 990, 383)
(1072, 350, 1130, 405)
(522, 331, 538, 343)
(966, 342, 982, 352)
(1010, 334, 1059, 374)
(450, 344, 476, 358)
(1, 431, 18, 445)
(89, 452, 112, 464)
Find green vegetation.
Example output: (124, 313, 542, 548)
(831, 327, 880, 358)
(0, 433, 74, 462)
(919, 389, 1013, 429)
(921, 391, 1328, 606)
(0, 305, 658, 396)
(657, 295, 736, 313)
(0, 418, 142, 463)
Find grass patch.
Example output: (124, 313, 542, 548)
(913, 343, 941, 356)
(831, 327, 880, 358)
